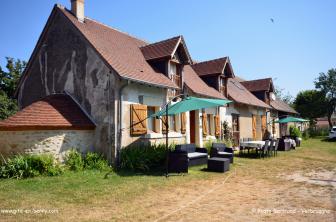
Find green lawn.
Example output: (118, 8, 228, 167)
(0, 137, 335, 221)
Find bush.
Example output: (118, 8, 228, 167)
(120, 144, 168, 172)
(0, 154, 63, 179)
(84, 152, 109, 170)
(308, 127, 329, 137)
(65, 149, 109, 171)
(289, 126, 302, 138)
(302, 129, 310, 140)
(64, 149, 84, 171)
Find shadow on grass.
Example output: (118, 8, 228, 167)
(104, 166, 167, 178)
(321, 137, 336, 142)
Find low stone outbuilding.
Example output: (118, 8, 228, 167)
(0, 94, 95, 161)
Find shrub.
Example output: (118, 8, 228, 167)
(64, 149, 84, 171)
(120, 143, 168, 172)
(308, 127, 329, 137)
(0, 154, 63, 179)
(302, 129, 310, 140)
(289, 126, 302, 138)
(84, 152, 109, 170)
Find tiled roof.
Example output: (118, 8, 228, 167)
(0, 94, 95, 131)
(58, 6, 178, 89)
(240, 78, 274, 92)
(270, 98, 298, 114)
(140, 36, 181, 61)
(192, 57, 228, 76)
(227, 78, 271, 109)
(183, 65, 227, 99)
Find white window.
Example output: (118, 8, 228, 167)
(170, 62, 177, 76)
(147, 106, 156, 133)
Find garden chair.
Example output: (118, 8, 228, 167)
(273, 138, 280, 157)
(259, 140, 270, 158)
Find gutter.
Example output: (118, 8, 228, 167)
(116, 80, 131, 168)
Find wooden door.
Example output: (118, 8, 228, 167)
(190, 110, 196, 143)
(232, 114, 240, 146)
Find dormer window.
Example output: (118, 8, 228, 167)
(219, 77, 226, 95)
(170, 61, 182, 88)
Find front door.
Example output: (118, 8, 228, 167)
(232, 114, 240, 146)
(190, 110, 196, 143)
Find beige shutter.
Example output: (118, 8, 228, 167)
(252, 115, 257, 140)
(131, 104, 147, 135)
(181, 112, 186, 134)
(202, 112, 207, 137)
(215, 115, 220, 137)
(174, 115, 178, 131)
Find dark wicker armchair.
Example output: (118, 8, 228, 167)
(210, 143, 234, 163)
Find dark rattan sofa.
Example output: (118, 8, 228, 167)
(168, 144, 208, 173)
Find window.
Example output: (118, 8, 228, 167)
(147, 106, 156, 133)
(232, 114, 239, 132)
(169, 116, 175, 132)
(219, 77, 226, 95)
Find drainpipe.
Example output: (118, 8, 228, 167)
(116, 80, 130, 168)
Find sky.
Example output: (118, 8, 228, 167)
(0, 0, 335, 97)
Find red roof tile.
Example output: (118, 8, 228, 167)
(228, 78, 271, 109)
(183, 65, 226, 99)
(270, 98, 298, 114)
(0, 94, 95, 131)
(192, 57, 228, 76)
(240, 78, 274, 92)
(140, 36, 181, 61)
(58, 6, 178, 89)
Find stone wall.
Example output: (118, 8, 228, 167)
(17, 9, 117, 161)
(0, 130, 94, 162)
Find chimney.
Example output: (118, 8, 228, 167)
(71, 0, 85, 22)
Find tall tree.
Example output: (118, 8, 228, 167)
(293, 90, 327, 123)
(315, 68, 336, 128)
(0, 57, 27, 120)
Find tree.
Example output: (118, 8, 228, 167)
(274, 86, 294, 104)
(315, 68, 336, 128)
(293, 90, 327, 122)
(0, 57, 26, 120)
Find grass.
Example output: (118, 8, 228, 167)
(0, 137, 335, 221)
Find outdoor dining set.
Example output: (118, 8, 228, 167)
(167, 135, 301, 175)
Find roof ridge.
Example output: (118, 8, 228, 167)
(193, 56, 228, 65)
(241, 77, 272, 83)
(85, 17, 149, 45)
(140, 35, 181, 48)
(57, 5, 149, 45)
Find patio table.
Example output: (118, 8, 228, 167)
(239, 141, 265, 154)
(240, 141, 265, 149)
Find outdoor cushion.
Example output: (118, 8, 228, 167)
(218, 151, 233, 155)
(187, 152, 208, 159)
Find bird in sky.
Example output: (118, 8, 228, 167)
(270, 18, 274, 23)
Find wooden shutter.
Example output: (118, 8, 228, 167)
(261, 115, 267, 135)
(252, 115, 257, 140)
(131, 104, 147, 135)
(215, 115, 220, 136)
(272, 121, 276, 135)
(181, 112, 186, 134)
(162, 116, 168, 134)
(202, 112, 207, 136)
